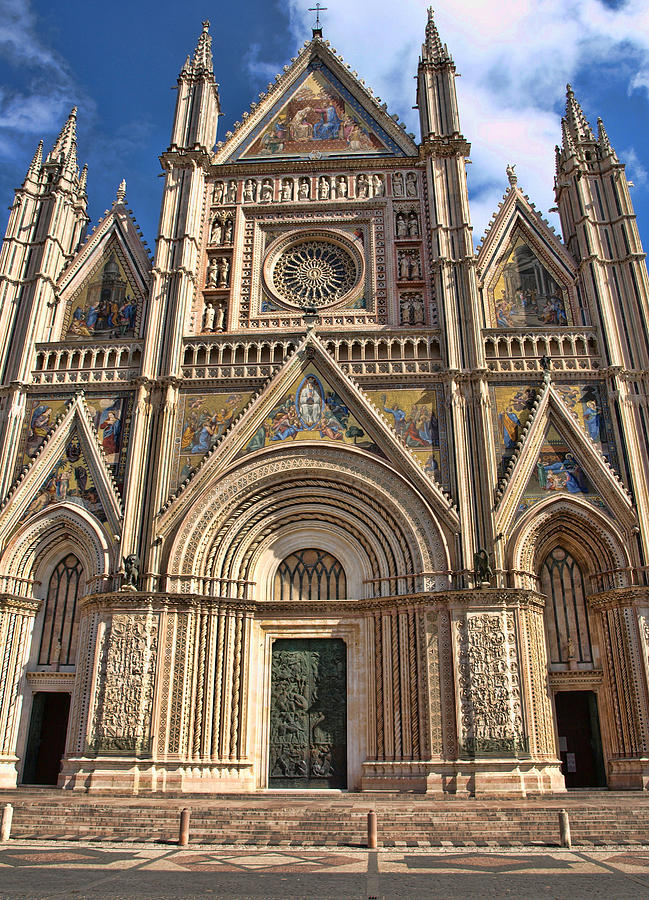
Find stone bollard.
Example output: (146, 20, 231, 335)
(559, 808, 571, 849)
(367, 810, 377, 849)
(179, 807, 190, 847)
(1, 804, 13, 842)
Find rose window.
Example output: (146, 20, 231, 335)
(272, 240, 357, 308)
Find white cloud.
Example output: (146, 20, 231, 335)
(247, 0, 649, 243)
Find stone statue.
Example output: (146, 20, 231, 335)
(206, 257, 218, 288)
(406, 172, 417, 197)
(506, 163, 518, 187)
(400, 296, 413, 325)
(399, 253, 410, 281)
(224, 218, 233, 243)
(372, 174, 385, 197)
(260, 179, 273, 202)
(203, 303, 215, 331)
(298, 177, 310, 200)
(410, 255, 421, 279)
(122, 554, 140, 590)
(473, 548, 494, 587)
(243, 179, 257, 202)
(336, 175, 348, 199)
(210, 217, 222, 245)
(213, 181, 224, 203)
(356, 174, 369, 198)
(396, 213, 407, 238)
(412, 296, 425, 324)
(408, 212, 419, 236)
(319, 176, 330, 200)
(281, 178, 293, 201)
(214, 302, 225, 332)
(218, 257, 230, 288)
(392, 172, 404, 197)
(225, 180, 237, 203)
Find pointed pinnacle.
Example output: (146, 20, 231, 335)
(78, 163, 88, 194)
(596, 116, 617, 159)
(49, 106, 78, 164)
(24, 139, 43, 183)
(192, 20, 213, 74)
(565, 84, 594, 144)
(423, 7, 451, 64)
(561, 117, 577, 158)
(115, 178, 126, 203)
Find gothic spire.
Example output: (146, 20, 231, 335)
(23, 140, 43, 186)
(191, 20, 213, 75)
(597, 116, 618, 161)
(422, 7, 452, 64)
(564, 84, 594, 144)
(78, 163, 88, 195)
(561, 116, 577, 159)
(48, 106, 78, 166)
(115, 178, 127, 204)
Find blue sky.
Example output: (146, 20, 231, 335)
(1, 0, 648, 253)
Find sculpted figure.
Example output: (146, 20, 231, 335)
(392, 172, 404, 197)
(206, 257, 218, 288)
(213, 181, 224, 203)
(223, 218, 233, 243)
(399, 253, 410, 281)
(335, 175, 348, 198)
(298, 177, 310, 200)
(243, 179, 257, 202)
(412, 296, 425, 324)
(281, 178, 293, 201)
(319, 176, 330, 200)
(473, 548, 494, 586)
(122, 554, 140, 589)
(210, 217, 222, 244)
(203, 303, 215, 331)
(372, 173, 385, 196)
(408, 212, 419, 236)
(218, 257, 230, 288)
(356, 174, 369, 198)
(260, 179, 273, 201)
(406, 172, 417, 196)
(214, 302, 225, 332)
(396, 213, 407, 238)
(400, 296, 413, 325)
(225, 180, 237, 203)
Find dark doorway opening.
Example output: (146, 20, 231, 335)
(22, 692, 71, 785)
(269, 638, 347, 789)
(554, 690, 606, 788)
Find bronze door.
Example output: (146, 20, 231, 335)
(269, 638, 347, 788)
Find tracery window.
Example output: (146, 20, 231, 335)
(38, 554, 83, 666)
(274, 549, 346, 602)
(540, 547, 593, 665)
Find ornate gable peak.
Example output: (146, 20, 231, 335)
(159, 330, 458, 533)
(476, 185, 575, 288)
(0, 393, 122, 543)
(57, 198, 152, 300)
(494, 378, 634, 536)
(214, 36, 418, 164)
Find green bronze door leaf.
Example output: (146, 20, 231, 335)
(269, 638, 347, 789)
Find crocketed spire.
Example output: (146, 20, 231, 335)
(48, 107, 78, 166)
(422, 7, 452, 64)
(564, 84, 595, 144)
(191, 20, 213, 75)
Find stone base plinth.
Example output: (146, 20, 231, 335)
(0, 757, 18, 789)
(60, 758, 256, 793)
(361, 758, 565, 797)
(607, 757, 649, 790)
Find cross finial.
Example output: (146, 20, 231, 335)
(309, 3, 327, 36)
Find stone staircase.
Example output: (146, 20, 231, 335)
(3, 789, 649, 846)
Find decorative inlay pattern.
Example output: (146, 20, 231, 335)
(271, 240, 357, 308)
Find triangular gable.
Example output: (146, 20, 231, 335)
(55, 198, 151, 341)
(217, 39, 417, 163)
(494, 380, 634, 537)
(159, 332, 458, 534)
(477, 187, 577, 329)
(0, 395, 122, 541)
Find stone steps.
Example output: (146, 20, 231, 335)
(3, 789, 649, 846)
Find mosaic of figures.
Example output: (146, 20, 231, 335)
(241, 367, 374, 456)
(18, 396, 132, 488)
(367, 388, 443, 481)
(240, 69, 390, 160)
(491, 237, 569, 327)
(516, 424, 611, 521)
(21, 433, 107, 523)
(492, 381, 616, 475)
(64, 249, 139, 340)
(172, 392, 252, 487)
(213, 172, 387, 205)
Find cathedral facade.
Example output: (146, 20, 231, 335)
(0, 11, 648, 796)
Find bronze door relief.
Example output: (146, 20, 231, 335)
(269, 638, 347, 788)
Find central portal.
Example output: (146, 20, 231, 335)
(269, 638, 347, 789)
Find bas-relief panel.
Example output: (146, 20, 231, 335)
(366, 388, 445, 481)
(21, 431, 108, 523)
(172, 392, 252, 488)
(17, 396, 132, 490)
(241, 366, 372, 456)
(492, 237, 569, 327)
(240, 68, 391, 160)
(64, 248, 139, 340)
(492, 381, 616, 475)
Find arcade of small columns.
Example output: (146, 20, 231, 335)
(0, 443, 648, 795)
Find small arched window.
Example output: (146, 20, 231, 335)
(38, 554, 84, 666)
(540, 546, 592, 665)
(274, 549, 346, 602)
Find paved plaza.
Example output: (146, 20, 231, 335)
(1, 843, 649, 899)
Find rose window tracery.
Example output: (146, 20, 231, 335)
(271, 240, 357, 308)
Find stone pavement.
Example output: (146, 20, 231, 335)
(1, 843, 649, 898)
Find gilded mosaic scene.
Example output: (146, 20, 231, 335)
(493, 237, 569, 327)
(66, 251, 137, 339)
(367, 388, 441, 478)
(173, 392, 251, 486)
(243, 70, 388, 159)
